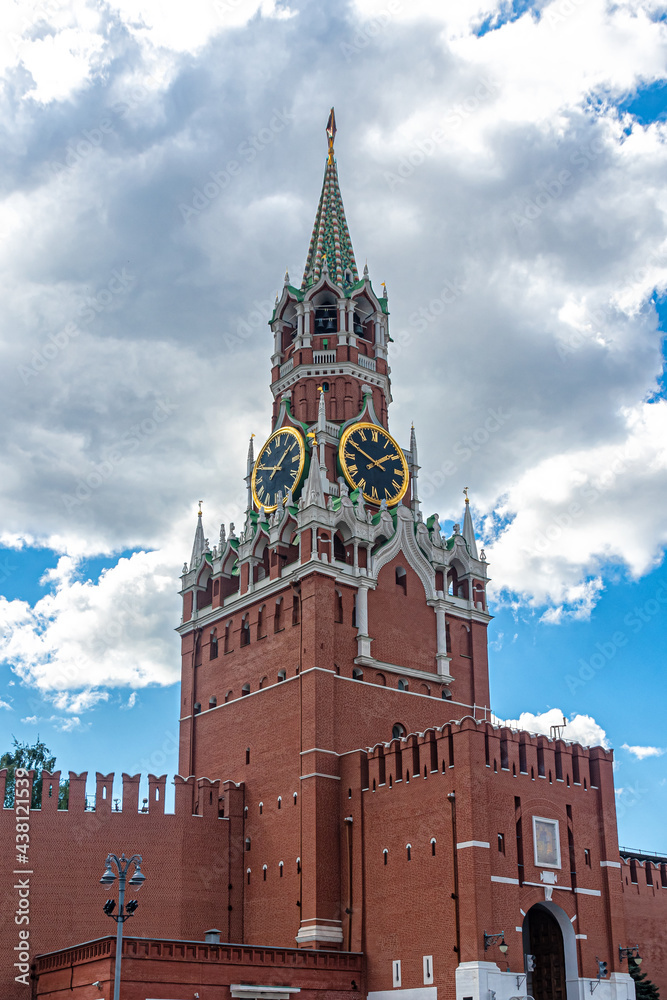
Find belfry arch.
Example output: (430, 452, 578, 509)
(522, 902, 578, 1000)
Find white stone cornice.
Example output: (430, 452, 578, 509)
(271, 359, 391, 403)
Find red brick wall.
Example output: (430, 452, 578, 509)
(621, 858, 667, 997)
(0, 770, 239, 1000)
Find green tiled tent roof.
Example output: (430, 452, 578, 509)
(301, 156, 359, 290)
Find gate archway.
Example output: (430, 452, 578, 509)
(523, 902, 578, 1000)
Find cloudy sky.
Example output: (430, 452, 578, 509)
(0, 0, 666, 847)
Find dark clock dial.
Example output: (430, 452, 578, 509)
(339, 422, 409, 506)
(252, 426, 306, 512)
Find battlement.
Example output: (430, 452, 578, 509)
(0, 768, 243, 818)
(363, 715, 613, 791)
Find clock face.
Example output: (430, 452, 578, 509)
(339, 422, 409, 506)
(252, 426, 306, 512)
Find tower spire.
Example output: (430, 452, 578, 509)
(301, 108, 358, 290)
(245, 434, 255, 510)
(462, 489, 479, 560)
(190, 502, 206, 571)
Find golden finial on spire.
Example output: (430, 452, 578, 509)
(463, 487, 469, 504)
(326, 107, 336, 164)
(307, 430, 318, 447)
(198, 500, 203, 515)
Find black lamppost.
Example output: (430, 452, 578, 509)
(100, 853, 146, 1000)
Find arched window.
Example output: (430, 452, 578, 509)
(352, 667, 363, 680)
(274, 597, 283, 632)
(242, 683, 250, 696)
(209, 695, 217, 708)
(279, 861, 284, 877)
(224, 689, 232, 703)
(278, 796, 282, 809)
(277, 668, 286, 682)
(406, 843, 412, 861)
(334, 534, 346, 563)
(263, 864, 267, 881)
(335, 589, 344, 623)
(392, 723, 406, 740)
(259, 801, 263, 815)
(383, 849, 388, 866)
(245, 837, 251, 852)
(430, 837, 436, 856)
(259, 675, 268, 688)
(210, 628, 219, 659)
(398, 678, 408, 691)
(395, 566, 407, 594)
(246, 747, 250, 764)
(292, 592, 300, 626)
(442, 688, 452, 700)
(352, 593, 357, 628)
(224, 620, 233, 653)
(293, 792, 297, 805)
(194, 702, 201, 714)
(257, 605, 265, 639)
(296, 857, 301, 873)
(247, 868, 251, 885)
(240, 615, 250, 647)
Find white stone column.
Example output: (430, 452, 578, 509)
(356, 581, 372, 659)
(434, 602, 454, 682)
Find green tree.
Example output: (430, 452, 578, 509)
(1, 736, 68, 809)
(630, 959, 660, 1000)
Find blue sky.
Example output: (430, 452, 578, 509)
(0, 0, 666, 850)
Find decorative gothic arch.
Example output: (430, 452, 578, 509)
(371, 506, 436, 601)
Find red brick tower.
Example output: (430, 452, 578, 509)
(177, 108, 492, 953)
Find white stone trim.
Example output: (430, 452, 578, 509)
(230, 987, 301, 999)
(491, 876, 520, 884)
(295, 923, 343, 944)
(574, 887, 601, 896)
(457, 840, 490, 849)
(600, 860, 621, 868)
(369, 990, 437, 1000)
(299, 772, 340, 780)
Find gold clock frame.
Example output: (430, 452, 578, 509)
(251, 425, 306, 512)
(338, 421, 409, 506)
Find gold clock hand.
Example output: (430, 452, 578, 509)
(270, 448, 289, 479)
(350, 441, 381, 468)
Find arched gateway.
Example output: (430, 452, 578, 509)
(524, 902, 577, 1000)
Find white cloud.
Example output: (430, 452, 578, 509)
(20, 715, 39, 724)
(0, 698, 13, 710)
(621, 743, 666, 760)
(495, 708, 610, 748)
(0, 0, 665, 701)
(0, 548, 182, 695)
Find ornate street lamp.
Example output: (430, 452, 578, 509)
(100, 853, 146, 1000)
